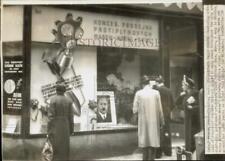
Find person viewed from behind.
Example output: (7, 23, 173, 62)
(133, 75, 165, 160)
(175, 75, 200, 152)
(47, 83, 74, 161)
(155, 75, 174, 158)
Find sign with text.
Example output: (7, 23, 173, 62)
(3, 56, 23, 115)
(32, 6, 159, 50)
(41, 75, 83, 101)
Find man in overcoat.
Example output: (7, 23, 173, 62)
(155, 76, 174, 157)
(133, 75, 165, 160)
(48, 83, 74, 161)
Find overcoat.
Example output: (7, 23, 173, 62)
(48, 94, 74, 161)
(176, 89, 200, 152)
(155, 85, 174, 154)
(183, 90, 200, 152)
(156, 85, 174, 120)
(133, 86, 164, 148)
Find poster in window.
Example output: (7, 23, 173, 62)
(3, 56, 23, 115)
(96, 91, 117, 126)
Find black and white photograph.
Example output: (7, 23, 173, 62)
(96, 91, 117, 125)
(1, 1, 225, 160)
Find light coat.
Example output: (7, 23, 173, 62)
(133, 85, 164, 148)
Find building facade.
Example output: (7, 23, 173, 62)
(2, 4, 203, 160)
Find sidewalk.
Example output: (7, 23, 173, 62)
(98, 138, 196, 160)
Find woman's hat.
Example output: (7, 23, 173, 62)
(183, 75, 195, 88)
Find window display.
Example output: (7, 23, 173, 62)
(2, 6, 24, 135)
(97, 47, 160, 125)
(30, 42, 97, 134)
(30, 11, 91, 134)
(30, 99, 48, 134)
(29, 7, 160, 134)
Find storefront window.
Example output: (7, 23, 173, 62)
(2, 6, 24, 135)
(2, 42, 24, 135)
(29, 6, 159, 134)
(29, 42, 97, 134)
(97, 47, 160, 125)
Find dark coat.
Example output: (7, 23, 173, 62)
(155, 85, 174, 155)
(176, 89, 200, 152)
(48, 94, 74, 161)
(96, 112, 112, 123)
(184, 89, 200, 152)
(156, 85, 174, 120)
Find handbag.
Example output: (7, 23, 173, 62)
(41, 135, 53, 161)
(176, 146, 192, 160)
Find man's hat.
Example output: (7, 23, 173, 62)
(56, 83, 66, 94)
(141, 75, 150, 85)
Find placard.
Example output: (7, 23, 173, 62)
(3, 56, 23, 114)
(96, 91, 117, 126)
(32, 6, 159, 50)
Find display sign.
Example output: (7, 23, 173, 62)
(32, 6, 159, 50)
(41, 75, 83, 101)
(4, 118, 18, 134)
(3, 56, 23, 114)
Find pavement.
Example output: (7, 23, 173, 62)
(98, 137, 197, 160)
(3, 138, 197, 161)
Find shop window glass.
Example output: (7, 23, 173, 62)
(29, 6, 159, 133)
(97, 47, 160, 126)
(2, 42, 23, 134)
(2, 6, 24, 135)
(29, 43, 160, 133)
(30, 7, 99, 134)
(29, 42, 97, 134)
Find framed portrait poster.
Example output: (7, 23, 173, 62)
(96, 91, 117, 126)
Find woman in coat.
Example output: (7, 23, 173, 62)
(48, 84, 74, 161)
(176, 76, 200, 152)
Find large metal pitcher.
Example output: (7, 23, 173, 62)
(56, 50, 74, 75)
